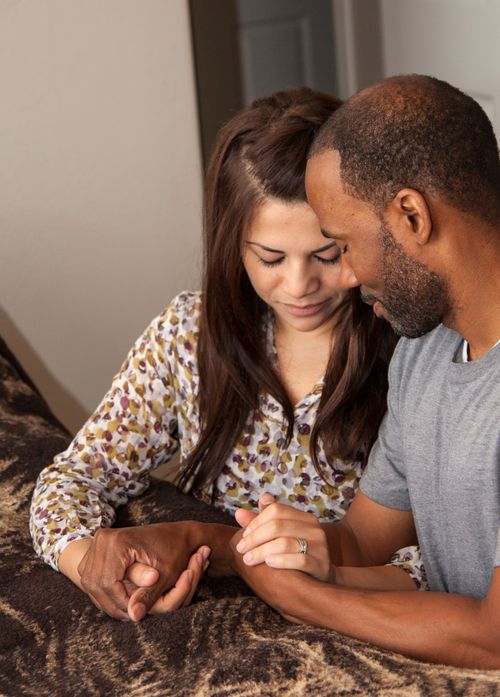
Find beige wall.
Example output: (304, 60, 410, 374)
(0, 0, 203, 434)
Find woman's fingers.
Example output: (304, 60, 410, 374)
(242, 502, 316, 538)
(125, 562, 160, 587)
(238, 517, 321, 556)
(181, 546, 211, 607)
(239, 535, 310, 566)
(258, 492, 276, 511)
(234, 508, 257, 529)
(234, 505, 333, 581)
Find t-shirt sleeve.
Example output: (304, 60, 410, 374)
(495, 527, 500, 567)
(359, 340, 411, 511)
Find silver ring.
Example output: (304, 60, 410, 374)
(297, 537, 308, 555)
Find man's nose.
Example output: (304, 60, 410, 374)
(338, 256, 360, 289)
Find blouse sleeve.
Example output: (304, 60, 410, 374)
(30, 295, 191, 570)
(386, 545, 429, 590)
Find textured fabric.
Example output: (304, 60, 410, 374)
(30, 291, 424, 586)
(361, 324, 500, 597)
(1, 339, 500, 695)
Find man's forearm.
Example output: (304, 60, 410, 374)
(233, 557, 500, 669)
(321, 521, 368, 566)
(185, 521, 238, 576)
(333, 564, 417, 591)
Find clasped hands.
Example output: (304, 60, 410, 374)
(75, 495, 333, 622)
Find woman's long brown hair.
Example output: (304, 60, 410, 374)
(177, 87, 397, 494)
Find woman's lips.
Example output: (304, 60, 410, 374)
(283, 300, 327, 317)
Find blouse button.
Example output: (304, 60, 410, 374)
(277, 461, 288, 475)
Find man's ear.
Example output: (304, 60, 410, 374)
(385, 189, 433, 247)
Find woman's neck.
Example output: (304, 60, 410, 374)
(273, 316, 336, 406)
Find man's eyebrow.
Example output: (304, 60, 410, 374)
(245, 241, 337, 254)
(321, 228, 337, 239)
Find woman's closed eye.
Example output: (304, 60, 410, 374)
(314, 252, 340, 265)
(257, 248, 341, 268)
(314, 243, 341, 265)
(257, 256, 285, 267)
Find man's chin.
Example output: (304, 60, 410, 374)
(388, 316, 442, 339)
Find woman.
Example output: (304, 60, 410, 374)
(30, 88, 424, 622)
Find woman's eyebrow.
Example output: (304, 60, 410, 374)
(311, 241, 337, 253)
(244, 241, 337, 254)
(245, 241, 284, 253)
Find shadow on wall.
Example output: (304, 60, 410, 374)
(0, 304, 88, 435)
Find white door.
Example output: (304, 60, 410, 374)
(237, 0, 338, 104)
(380, 0, 500, 137)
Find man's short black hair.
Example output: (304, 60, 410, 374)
(311, 75, 500, 226)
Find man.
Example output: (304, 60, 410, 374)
(231, 75, 500, 669)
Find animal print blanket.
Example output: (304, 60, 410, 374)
(0, 334, 499, 696)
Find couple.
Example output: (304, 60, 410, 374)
(31, 75, 500, 669)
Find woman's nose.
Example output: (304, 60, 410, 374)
(282, 265, 320, 299)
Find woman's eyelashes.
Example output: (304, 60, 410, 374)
(315, 253, 340, 265)
(257, 256, 285, 267)
(257, 253, 340, 267)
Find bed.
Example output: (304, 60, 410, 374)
(1, 333, 499, 696)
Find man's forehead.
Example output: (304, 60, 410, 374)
(305, 149, 346, 214)
(306, 149, 379, 235)
(306, 149, 342, 185)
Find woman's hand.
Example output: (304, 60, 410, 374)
(234, 494, 334, 582)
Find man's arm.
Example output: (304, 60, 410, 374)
(231, 534, 500, 669)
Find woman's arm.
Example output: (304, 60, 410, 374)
(234, 493, 419, 591)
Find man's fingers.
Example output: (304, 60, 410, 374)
(125, 562, 160, 587)
(86, 581, 130, 621)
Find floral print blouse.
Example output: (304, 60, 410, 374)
(30, 291, 427, 588)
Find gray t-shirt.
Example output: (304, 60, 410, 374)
(360, 324, 500, 598)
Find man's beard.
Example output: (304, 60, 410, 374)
(363, 223, 453, 338)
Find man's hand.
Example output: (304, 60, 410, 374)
(75, 521, 205, 620)
(234, 494, 334, 582)
(125, 545, 211, 621)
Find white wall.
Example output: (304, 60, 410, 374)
(380, 0, 499, 138)
(0, 0, 203, 433)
